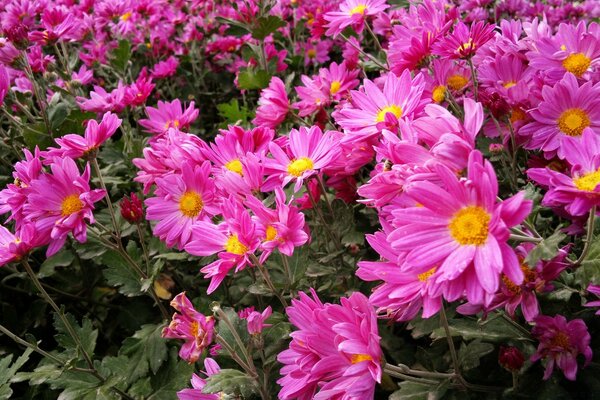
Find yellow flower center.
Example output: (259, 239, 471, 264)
(449, 206, 490, 246)
(417, 268, 436, 282)
(307, 49, 316, 59)
(190, 321, 199, 337)
(349, 4, 367, 15)
(265, 225, 278, 241)
(225, 159, 244, 176)
(376, 105, 403, 123)
(510, 108, 526, 124)
(557, 108, 590, 137)
(457, 39, 474, 55)
(573, 168, 600, 192)
(179, 191, 203, 217)
(225, 234, 248, 255)
(330, 80, 342, 95)
(351, 353, 373, 364)
(562, 52, 591, 77)
(287, 157, 314, 177)
(120, 11, 132, 21)
(164, 119, 180, 130)
(432, 85, 447, 103)
(447, 74, 468, 91)
(503, 81, 517, 89)
(61, 194, 84, 216)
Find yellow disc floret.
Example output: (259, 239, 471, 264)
(350, 353, 373, 364)
(287, 157, 314, 177)
(225, 234, 248, 255)
(179, 191, 203, 217)
(447, 74, 469, 91)
(432, 85, 447, 103)
(61, 194, 84, 216)
(376, 105, 403, 123)
(225, 159, 244, 176)
(573, 168, 600, 192)
(449, 206, 490, 246)
(330, 80, 342, 95)
(349, 4, 367, 15)
(562, 52, 591, 77)
(557, 108, 590, 137)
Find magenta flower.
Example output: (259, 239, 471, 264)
(151, 56, 179, 79)
(162, 292, 215, 363)
(245, 306, 272, 335)
(324, 0, 389, 37)
(177, 358, 220, 400)
(318, 61, 360, 101)
(520, 73, 600, 158)
(139, 99, 200, 136)
(531, 314, 592, 381)
(333, 71, 428, 142)
(145, 161, 219, 249)
(264, 126, 340, 192)
(120, 193, 144, 224)
(432, 21, 495, 59)
(76, 82, 127, 113)
(44, 112, 122, 159)
(0, 65, 8, 106)
(390, 151, 532, 305)
(585, 284, 600, 315)
(252, 77, 289, 129)
(24, 157, 105, 257)
(528, 128, 600, 216)
(292, 75, 330, 117)
(277, 290, 382, 400)
(0, 223, 38, 266)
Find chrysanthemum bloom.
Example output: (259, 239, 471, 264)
(520, 73, 600, 158)
(0, 65, 8, 106)
(333, 71, 428, 142)
(253, 77, 289, 129)
(528, 21, 600, 84)
(584, 284, 600, 315)
(528, 128, 600, 216)
(162, 292, 215, 363)
(245, 306, 272, 335)
(245, 188, 309, 262)
(277, 290, 382, 400)
(214, 153, 265, 199)
(139, 99, 199, 136)
(531, 314, 592, 381)
(145, 161, 219, 249)
(0, 223, 38, 266)
(24, 157, 105, 257)
(390, 151, 532, 305)
(264, 126, 340, 192)
(151, 56, 179, 79)
(177, 358, 221, 400)
(292, 75, 330, 117)
(429, 59, 471, 104)
(477, 53, 532, 105)
(432, 21, 495, 59)
(44, 112, 122, 159)
(319, 61, 360, 101)
(324, 0, 389, 37)
(76, 82, 127, 113)
(185, 197, 261, 294)
(124, 72, 155, 107)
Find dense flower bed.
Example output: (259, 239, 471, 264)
(1, 0, 600, 398)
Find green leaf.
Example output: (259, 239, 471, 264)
(217, 99, 252, 124)
(12, 364, 62, 385)
(237, 69, 271, 90)
(39, 250, 75, 278)
(101, 242, 144, 297)
(112, 40, 131, 73)
(389, 381, 443, 400)
(252, 16, 285, 40)
(48, 102, 70, 130)
(22, 122, 53, 150)
(53, 314, 98, 358)
(216, 308, 249, 357)
(203, 369, 257, 398)
(147, 348, 194, 400)
(119, 324, 168, 384)
(458, 340, 494, 370)
(524, 230, 566, 266)
(575, 235, 600, 286)
(431, 317, 530, 343)
(0, 348, 33, 399)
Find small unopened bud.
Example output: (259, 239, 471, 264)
(120, 193, 144, 223)
(499, 346, 524, 372)
(489, 143, 504, 154)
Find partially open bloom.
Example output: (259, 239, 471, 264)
(531, 314, 592, 381)
(432, 21, 495, 59)
(139, 99, 200, 136)
(177, 358, 221, 400)
(120, 193, 144, 224)
(253, 77, 289, 129)
(44, 112, 122, 159)
(278, 290, 382, 400)
(163, 292, 215, 363)
(24, 157, 105, 257)
(245, 306, 272, 335)
(0, 223, 37, 266)
(324, 0, 389, 37)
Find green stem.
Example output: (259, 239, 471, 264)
(573, 206, 596, 267)
(466, 57, 479, 101)
(249, 254, 288, 308)
(91, 158, 120, 240)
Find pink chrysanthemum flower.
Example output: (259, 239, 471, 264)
(520, 73, 600, 158)
(277, 290, 382, 400)
(44, 112, 122, 159)
(252, 77, 289, 129)
(477, 53, 532, 105)
(145, 161, 219, 249)
(333, 71, 428, 142)
(0, 223, 38, 266)
(318, 61, 360, 101)
(264, 126, 340, 192)
(584, 284, 600, 315)
(245, 188, 309, 262)
(177, 358, 221, 400)
(429, 59, 471, 104)
(139, 99, 200, 136)
(432, 21, 496, 59)
(528, 128, 600, 216)
(293, 75, 330, 117)
(76, 82, 127, 113)
(245, 306, 272, 335)
(24, 157, 105, 257)
(531, 314, 592, 381)
(0, 65, 8, 106)
(389, 151, 532, 305)
(162, 292, 215, 363)
(324, 0, 389, 37)
(151, 56, 179, 79)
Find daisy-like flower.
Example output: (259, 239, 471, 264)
(528, 128, 600, 216)
(584, 284, 600, 315)
(432, 21, 496, 59)
(324, 0, 389, 37)
(162, 292, 215, 363)
(389, 151, 532, 305)
(145, 161, 219, 249)
(151, 56, 179, 79)
(264, 126, 340, 192)
(318, 61, 360, 101)
(293, 75, 330, 117)
(252, 77, 289, 129)
(177, 358, 221, 400)
(429, 59, 471, 104)
(531, 314, 592, 381)
(139, 99, 199, 136)
(76, 82, 127, 113)
(277, 290, 382, 400)
(477, 53, 532, 105)
(333, 70, 428, 142)
(520, 73, 600, 158)
(44, 112, 122, 159)
(24, 157, 105, 257)
(0, 223, 38, 266)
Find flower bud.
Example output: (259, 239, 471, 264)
(4, 24, 29, 50)
(499, 346, 524, 372)
(120, 193, 144, 223)
(489, 143, 504, 154)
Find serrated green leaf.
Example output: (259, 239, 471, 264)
(458, 340, 494, 370)
(53, 313, 98, 357)
(237, 69, 271, 90)
(252, 16, 285, 40)
(147, 348, 194, 400)
(12, 364, 62, 385)
(217, 99, 252, 124)
(203, 369, 257, 397)
(112, 40, 131, 73)
(524, 230, 566, 266)
(39, 250, 75, 278)
(119, 324, 168, 383)
(575, 235, 600, 286)
(101, 246, 143, 297)
(431, 318, 530, 343)
(389, 381, 440, 400)
(22, 122, 53, 150)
